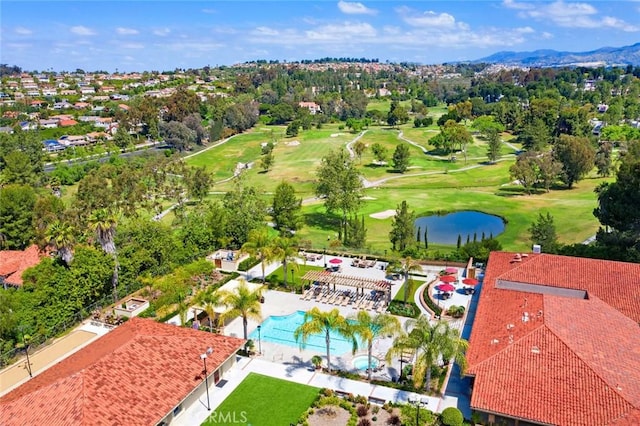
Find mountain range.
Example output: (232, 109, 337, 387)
(476, 42, 640, 67)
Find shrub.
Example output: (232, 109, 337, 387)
(372, 416, 377, 422)
(357, 419, 372, 426)
(357, 405, 369, 417)
(422, 285, 443, 317)
(237, 256, 259, 271)
(441, 407, 464, 426)
(372, 405, 380, 414)
(386, 414, 401, 425)
(446, 305, 465, 318)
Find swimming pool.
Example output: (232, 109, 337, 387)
(353, 355, 379, 371)
(249, 311, 356, 355)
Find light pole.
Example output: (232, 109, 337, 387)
(323, 247, 327, 268)
(18, 326, 32, 378)
(408, 396, 428, 426)
(291, 268, 294, 286)
(200, 347, 213, 411)
(257, 325, 262, 355)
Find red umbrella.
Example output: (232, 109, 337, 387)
(439, 275, 456, 283)
(445, 267, 458, 274)
(437, 283, 455, 292)
(462, 278, 479, 286)
(329, 258, 342, 265)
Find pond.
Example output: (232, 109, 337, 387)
(414, 211, 505, 245)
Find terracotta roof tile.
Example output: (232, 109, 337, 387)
(467, 252, 640, 426)
(0, 245, 44, 286)
(0, 318, 245, 425)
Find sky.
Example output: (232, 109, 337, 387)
(2, 1, 640, 72)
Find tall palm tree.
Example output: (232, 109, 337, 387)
(46, 220, 75, 266)
(350, 311, 401, 380)
(219, 279, 264, 340)
(387, 316, 468, 391)
(270, 236, 299, 289)
(399, 256, 423, 304)
(241, 227, 276, 283)
(294, 307, 356, 373)
(194, 287, 223, 332)
(88, 208, 119, 302)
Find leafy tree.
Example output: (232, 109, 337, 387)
(88, 209, 119, 302)
(1, 151, 39, 186)
(349, 311, 401, 380)
(389, 201, 415, 254)
(509, 152, 538, 194)
(397, 256, 422, 304)
(553, 134, 595, 188)
(392, 144, 411, 173)
(260, 152, 274, 172)
(164, 85, 200, 122)
(46, 220, 76, 266)
(387, 317, 468, 391)
(223, 100, 259, 132)
(536, 152, 562, 192)
(285, 121, 299, 137)
(485, 128, 502, 163)
(371, 143, 387, 163)
(185, 166, 212, 201)
(315, 148, 363, 244)
(294, 307, 356, 373)
(112, 126, 134, 149)
(529, 212, 559, 253)
(0, 184, 36, 249)
(345, 215, 367, 248)
(518, 118, 552, 152)
(353, 140, 366, 163)
(270, 236, 299, 289)
(182, 113, 208, 145)
(271, 181, 302, 236)
(472, 115, 505, 135)
(387, 102, 409, 127)
(595, 141, 613, 177)
(222, 184, 267, 249)
(220, 279, 264, 340)
(159, 120, 195, 152)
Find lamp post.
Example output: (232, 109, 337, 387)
(408, 396, 428, 426)
(200, 347, 213, 411)
(291, 268, 294, 286)
(257, 325, 262, 355)
(399, 356, 404, 382)
(18, 326, 32, 378)
(323, 247, 327, 268)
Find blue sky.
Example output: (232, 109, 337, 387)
(2, 1, 639, 72)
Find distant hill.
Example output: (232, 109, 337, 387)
(476, 42, 640, 67)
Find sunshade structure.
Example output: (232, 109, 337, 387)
(329, 258, 342, 264)
(462, 278, 479, 286)
(444, 267, 458, 274)
(437, 283, 456, 292)
(439, 274, 457, 283)
(301, 270, 392, 304)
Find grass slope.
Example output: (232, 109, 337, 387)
(202, 373, 320, 426)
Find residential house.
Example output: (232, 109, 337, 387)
(298, 101, 322, 115)
(0, 317, 245, 425)
(43, 139, 66, 152)
(598, 103, 609, 113)
(466, 251, 640, 426)
(0, 245, 45, 289)
(59, 119, 78, 127)
(39, 118, 60, 129)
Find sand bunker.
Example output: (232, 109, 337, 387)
(330, 133, 346, 137)
(370, 209, 396, 219)
(362, 196, 377, 200)
(285, 140, 300, 146)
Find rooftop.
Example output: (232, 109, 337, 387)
(0, 245, 44, 287)
(467, 252, 640, 426)
(0, 317, 245, 426)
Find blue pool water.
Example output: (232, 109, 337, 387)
(353, 355, 379, 370)
(414, 211, 505, 245)
(249, 311, 355, 355)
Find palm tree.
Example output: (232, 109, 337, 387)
(399, 256, 423, 304)
(270, 236, 299, 289)
(387, 316, 468, 392)
(88, 208, 119, 302)
(241, 227, 276, 283)
(350, 311, 401, 380)
(219, 279, 264, 340)
(294, 307, 356, 373)
(46, 220, 75, 266)
(194, 287, 223, 332)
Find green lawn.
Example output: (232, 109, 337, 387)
(202, 373, 320, 426)
(266, 264, 325, 289)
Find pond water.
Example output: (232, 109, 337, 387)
(414, 211, 505, 245)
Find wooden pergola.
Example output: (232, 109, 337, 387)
(301, 270, 392, 304)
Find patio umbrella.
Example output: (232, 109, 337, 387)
(437, 283, 455, 292)
(329, 258, 342, 264)
(439, 275, 457, 283)
(462, 278, 479, 286)
(445, 267, 458, 274)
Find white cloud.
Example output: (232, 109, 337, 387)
(120, 42, 144, 49)
(253, 26, 279, 36)
(541, 32, 554, 40)
(15, 26, 33, 35)
(70, 25, 96, 36)
(397, 7, 461, 29)
(504, 0, 639, 32)
(515, 26, 535, 34)
(337, 1, 377, 16)
(153, 28, 171, 36)
(160, 42, 223, 52)
(306, 22, 376, 40)
(116, 27, 139, 35)
(201, 8, 216, 14)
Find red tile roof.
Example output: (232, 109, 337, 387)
(0, 245, 44, 287)
(0, 317, 245, 425)
(59, 119, 78, 127)
(467, 252, 640, 426)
